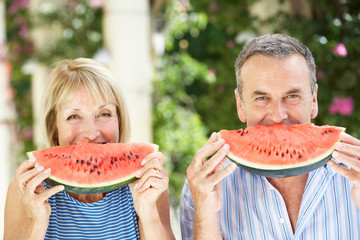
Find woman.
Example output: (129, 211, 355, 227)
(4, 58, 175, 240)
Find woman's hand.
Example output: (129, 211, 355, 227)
(130, 152, 174, 240)
(131, 152, 169, 211)
(4, 159, 64, 240)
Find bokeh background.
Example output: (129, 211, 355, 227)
(1, 0, 359, 238)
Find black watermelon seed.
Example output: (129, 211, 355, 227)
(293, 150, 296, 154)
(86, 162, 90, 166)
(94, 165, 98, 168)
(76, 160, 79, 164)
(241, 133, 244, 136)
(298, 155, 302, 158)
(276, 152, 279, 156)
(90, 169, 94, 173)
(114, 158, 118, 162)
(268, 151, 271, 156)
(127, 155, 131, 160)
(111, 161, 114, 165)
(97, 171, 101, 175)
(135, 155, 139, 159)
(130, 152, 133, 156)
(123, 153, 126, 157)
(237, 130, 240, 133)
(286, 150, 289, 154)
(81, 160, 84, 164)
(329, 130, 333, 132)
(281, 153, 284, 157)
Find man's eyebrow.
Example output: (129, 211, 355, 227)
(285, 88, 302, 94)
(251, 88, 302, 97)
(251, 90, 268, 97)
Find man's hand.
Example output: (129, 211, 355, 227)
(328, 132, 360, 209)
(186, 132, 237, 239)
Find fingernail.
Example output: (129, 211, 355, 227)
(28, 158, 35, 163)
(332, 151, 339, 157)
(59, 185, 65, 191)
(223, 144, 230, 150)
(141, 159, 146, 166)
(44, 168, 51, 174)
(135, 170, 141, 178)
(37, 166, 44, 171)
(134, 183, 138, 190)
(334, 142, 342, 150)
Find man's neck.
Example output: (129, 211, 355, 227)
(267, 173, 309, 233)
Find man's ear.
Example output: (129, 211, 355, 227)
(310, 84, 318, 119)
(235, 88, 247, 123)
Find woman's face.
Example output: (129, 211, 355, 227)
(55, 87, 119, 146)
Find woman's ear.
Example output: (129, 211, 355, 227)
(235, 88, 247, 123)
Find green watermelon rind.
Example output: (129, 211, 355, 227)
(227, 150, 334, 178)
(220, 126, 345, 178)
(44, 175, 136, 194)
(26, 143, 159, 194)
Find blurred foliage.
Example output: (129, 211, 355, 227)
(32, 0, 103, 63)
(5, 0, 102, 161)
(154, 0, 360, 205)
(5, 0, 35, 159)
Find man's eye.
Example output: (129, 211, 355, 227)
(287, 94, 298, 98)
(256, 96, 267, 101)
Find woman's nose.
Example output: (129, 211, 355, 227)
(83, 118, 100, 141)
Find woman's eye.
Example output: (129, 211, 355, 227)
(66, 115, 78, 120)
(98, 112, 112, 118)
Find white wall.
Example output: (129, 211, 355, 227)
(103, 0, 153, 143)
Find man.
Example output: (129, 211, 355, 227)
(180, 34, 360, 239)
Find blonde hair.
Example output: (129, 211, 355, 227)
(42, 58, 130, 146)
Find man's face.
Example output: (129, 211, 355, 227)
(235, 54, 318, 127)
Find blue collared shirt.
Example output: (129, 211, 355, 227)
(181, 159, 360, 239)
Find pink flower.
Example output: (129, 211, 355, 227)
(328, 97, 354, 116)
(90, 0, 103, 8)
(19, 24, 28, 38)
(333, 43, 348, 57)
(209, 68, 216, 75)
(210, 2, 218, 10)
(9, 0, 30, 14)
(226, 40, 234, 48)
(316, 70, 324, 79)
(22, 128, 33, 140)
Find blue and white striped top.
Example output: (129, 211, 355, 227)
(180, 159, 360, 240)
(44, 183, 140, 240)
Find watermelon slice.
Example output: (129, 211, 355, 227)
(27, 141, 158, 194)
(218, 124, 344, 178)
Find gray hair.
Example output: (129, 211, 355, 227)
(234, 34, 316, 99)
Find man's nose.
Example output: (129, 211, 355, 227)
(269, 100, 288, 123)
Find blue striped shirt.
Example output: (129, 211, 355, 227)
(180, 159, 360, 239)
(44, 183, 140, 240)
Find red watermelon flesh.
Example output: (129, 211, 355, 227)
(218, 124, 344, 178)
(27, 140, 158, 194)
